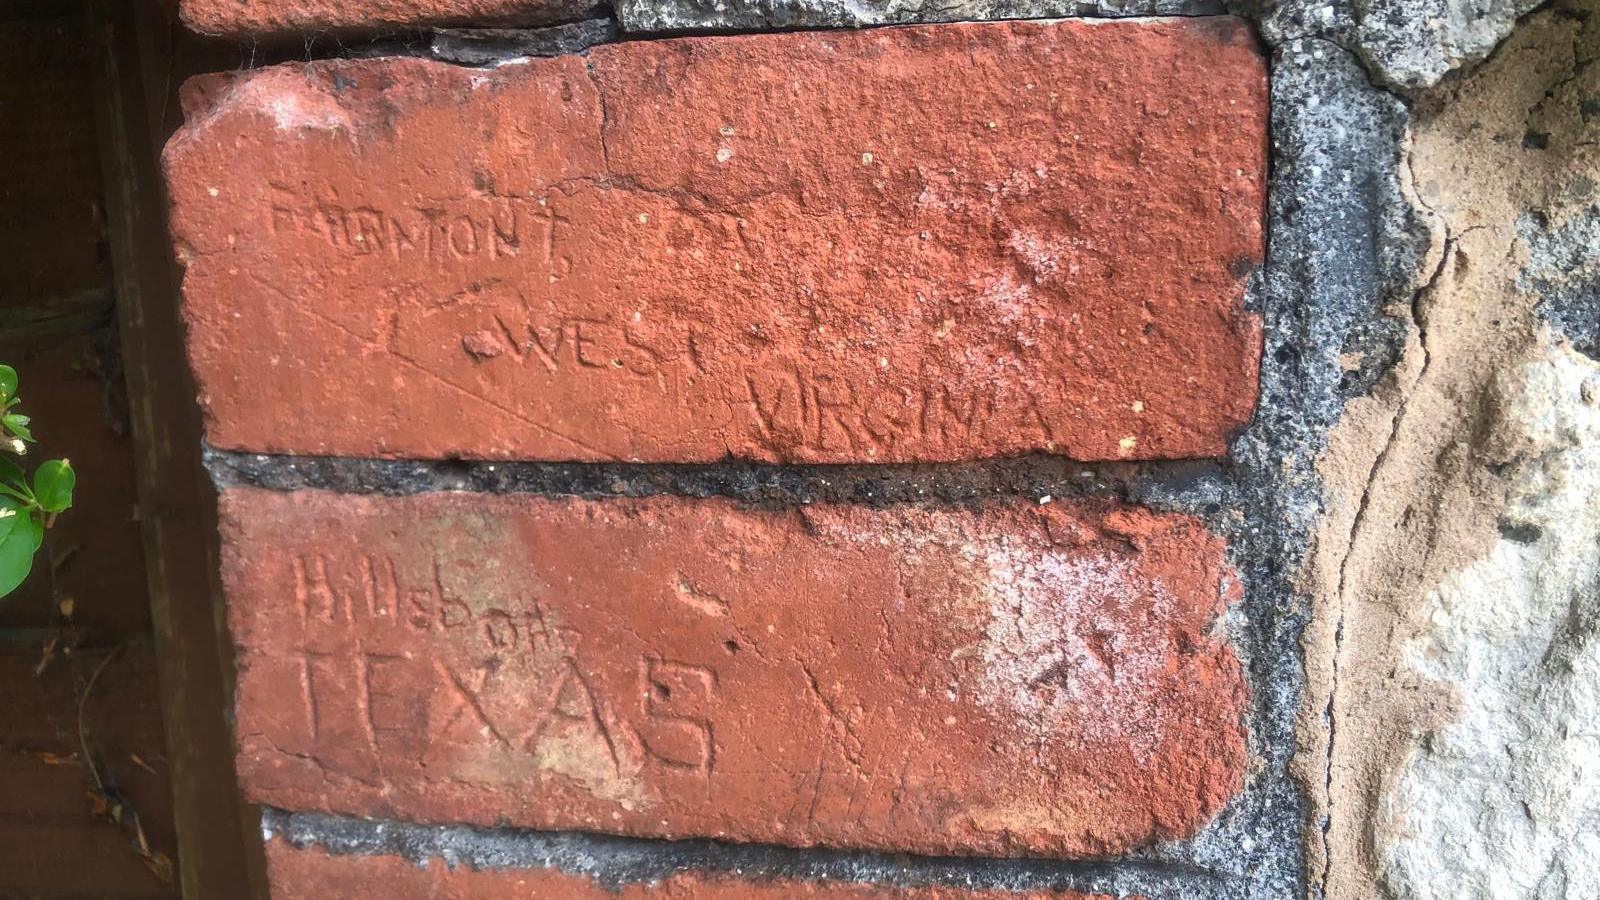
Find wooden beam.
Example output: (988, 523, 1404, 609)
(86, 1, 266, 896)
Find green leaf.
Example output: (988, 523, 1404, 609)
(0, 365, 14, 403)
(0, 498, 18, 538)
(0, 497, 39, 597)
(3, 414, 31, 443)
(0, 455, 26, 494)
(32, 459, 73, 514)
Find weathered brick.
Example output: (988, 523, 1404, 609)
(265, 840, 1120, 898)
(165, 20, 1266, 464)
(223, 488, 1247, 857)
(180, 0, 599, 37)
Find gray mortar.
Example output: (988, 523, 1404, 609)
(1519, 205, 1600, 358)
(612, 0, 1222, 32)
(1253, 0, 1545, 93)
(262, 808, 1216, 895)
(429, 18, 619, 64)
(614, 0, 1541, 94)
(1204, 35, 1431, 900)
(199, 6, 1451, 899)
(209, 448, 1231, 512)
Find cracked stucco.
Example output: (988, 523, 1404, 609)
(1300, 3, 1600, 898)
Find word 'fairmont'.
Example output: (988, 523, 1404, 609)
(268, 195, 567, 265)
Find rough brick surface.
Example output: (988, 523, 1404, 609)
(180, 0, 599, 36)
(223, 488, 1247, 857)
(166, 20, 1266, 464)
(265, 840, 1118, 898)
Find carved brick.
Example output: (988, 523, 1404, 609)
(165, 20, 1266, 463)
(224, 488, 1247, 857)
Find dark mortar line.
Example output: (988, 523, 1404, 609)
(432, 19, 622, 67)
(261, 808, 1225, 893)
(595, 6, 1231, 43)
(209, 7, 1249, 71)
(205, 447, 1237, 515)
(198, 0, 616, 58)
(220, 30, 433, 68)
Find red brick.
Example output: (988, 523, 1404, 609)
(265, 839, 1113, 890)
(165, 21, 1266, 464)
(265, 839, 1120, 898)
(180, 0, 598, 37)
(223, 488, 1247, 857)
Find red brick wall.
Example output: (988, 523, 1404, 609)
(163, 7, 1266, 898)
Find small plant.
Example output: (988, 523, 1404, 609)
(0, 364, 74, 598)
